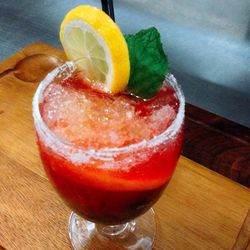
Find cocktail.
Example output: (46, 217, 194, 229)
(33, 5, 185, 250)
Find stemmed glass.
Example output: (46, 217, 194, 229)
(32, 62, 185, 249)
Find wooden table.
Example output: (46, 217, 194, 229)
(0, 43, 249, 250)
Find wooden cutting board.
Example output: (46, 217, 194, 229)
(0, 42, 249, 250)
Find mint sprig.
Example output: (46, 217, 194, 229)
(124, 27, 169, 99)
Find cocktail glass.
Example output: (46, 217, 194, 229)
(32, 62, 185, 249)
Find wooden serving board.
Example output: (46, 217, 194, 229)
(0, 43, 249, 250)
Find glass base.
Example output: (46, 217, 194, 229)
(68, 209, 156, 250)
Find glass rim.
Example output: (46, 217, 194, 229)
(32, 61, 185, 160)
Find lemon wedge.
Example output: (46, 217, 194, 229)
(60, 5, 130, 94)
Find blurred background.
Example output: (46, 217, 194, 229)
(0, 0, 249, 127)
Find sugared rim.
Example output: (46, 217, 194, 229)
(32, 62, 185, 161)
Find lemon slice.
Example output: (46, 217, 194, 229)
(60, 5, 130, 94)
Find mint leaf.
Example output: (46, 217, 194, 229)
(124, 27, 168, 99)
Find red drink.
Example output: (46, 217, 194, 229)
(33, 62, 184, 225)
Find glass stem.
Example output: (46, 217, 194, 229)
(96, 221, 136, 238)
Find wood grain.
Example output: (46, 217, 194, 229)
(232, 209, 250, 250)
(0, 42, 250, 250)
(184, 104, 250, 187)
